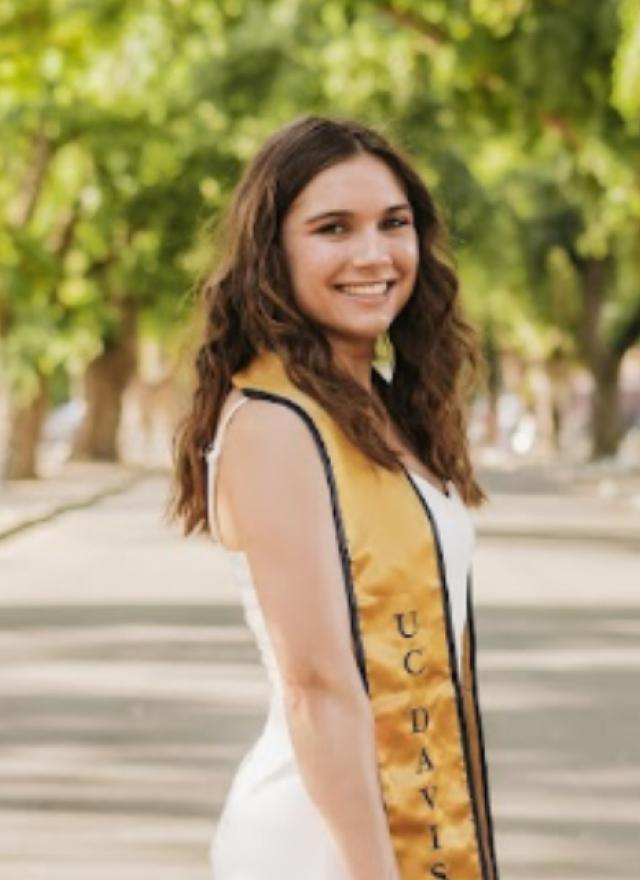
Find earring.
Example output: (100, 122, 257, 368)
(374, 333, 393, 378)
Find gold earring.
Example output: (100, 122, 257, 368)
(374, 333, 393, 372)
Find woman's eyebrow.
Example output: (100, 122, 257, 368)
(304, 202, 411, 225)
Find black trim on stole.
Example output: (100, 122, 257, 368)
(239, 388, 370, 693)
(466, 571, 500, 879)
(403, 471, 489, 880)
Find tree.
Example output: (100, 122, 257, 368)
(378, 0, 640, 456)
(3, 0, 637, 476)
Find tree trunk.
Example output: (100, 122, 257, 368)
(529, 361, 556, 457)
(70, 299, 138, 462)
(573, 254, 625, 459)
(482, 319, 501, 445)
(2, 376, 49, 480)
(590, 354, 623, 458)
(546, 347, 571, 454)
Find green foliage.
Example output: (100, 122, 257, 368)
(612, 0, 640, 126)
(1, 0, 639, 416)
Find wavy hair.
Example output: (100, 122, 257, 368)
(169, 115, 488, 535)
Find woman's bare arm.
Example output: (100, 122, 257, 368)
(216, 399, 399, 880)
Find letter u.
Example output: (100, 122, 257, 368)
(394, 610, 419, 639)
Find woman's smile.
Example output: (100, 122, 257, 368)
(333, 279, 397, 298)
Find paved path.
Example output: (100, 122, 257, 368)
(0, 478, 266, 879)
(3, 457, 640, 544)
(0, 476, 638, 877)
(478, 534, 640, 878)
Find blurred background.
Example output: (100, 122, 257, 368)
(1, 1, 639, 878)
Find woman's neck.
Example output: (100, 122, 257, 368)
(330, 341, 376, 393)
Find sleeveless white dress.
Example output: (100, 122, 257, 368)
(205, 396, 476, 879)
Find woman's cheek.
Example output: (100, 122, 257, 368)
(397, 234, 419, 264)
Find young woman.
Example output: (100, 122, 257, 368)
(171, 115, 499, 880)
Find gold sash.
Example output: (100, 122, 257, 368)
(233, 350, 499, 880)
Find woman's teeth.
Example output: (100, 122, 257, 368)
(335, 281, 392, 297)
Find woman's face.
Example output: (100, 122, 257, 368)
(281, 154, 419, 355)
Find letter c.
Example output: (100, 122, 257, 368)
(403, 648, 426, 676)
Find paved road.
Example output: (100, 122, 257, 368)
(0, 476, 638, 878)
(478, 535, 640, 878)
(0, 477, 267, 880)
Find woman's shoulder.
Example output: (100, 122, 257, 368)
(220, 387, 321, 472)
(218, 386, 335, 549)
(217, 386, 248, 424)
(225, 383, 309, 426)
(213, 387, 325, 550)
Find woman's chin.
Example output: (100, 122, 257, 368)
(326, 323, 389, 348)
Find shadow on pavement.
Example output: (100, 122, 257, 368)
(476, 603, 640, 879)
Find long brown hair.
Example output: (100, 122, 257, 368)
(169, 114, 488, 535)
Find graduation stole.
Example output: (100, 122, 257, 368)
(232, 349, 499, 880)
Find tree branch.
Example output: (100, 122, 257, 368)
(379, 4, 449, 49)
(47, 202, 80, 256)
(8, 130, 54, 228)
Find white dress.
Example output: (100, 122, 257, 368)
(205, 396, 476, 879)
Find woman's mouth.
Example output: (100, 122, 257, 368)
(334, 280, 395, 298)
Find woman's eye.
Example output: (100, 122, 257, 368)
(385, 216, 411, 229)
(315, 217, 411, 235)
(317, 222, 346, 235)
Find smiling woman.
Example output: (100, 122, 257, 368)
(169, 115, 499, 880)
(281, 155, 418, 355)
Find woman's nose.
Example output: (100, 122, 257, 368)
(350, 228, 393, 267)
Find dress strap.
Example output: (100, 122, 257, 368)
(204, 394, 249, 540)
